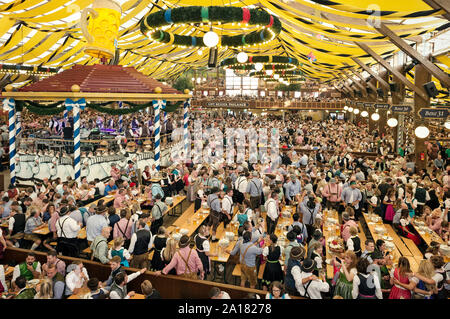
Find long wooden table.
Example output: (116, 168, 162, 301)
(82, 195, 186, 256)
(166, 204, 209, 237)
(410, 219, 445, 246)
(165, 195, 186, 217)
(67, 286, 145, 299)
(322, 209, 342, 279)
(362, 213, 418, 272)
(22, 195, 117, 239)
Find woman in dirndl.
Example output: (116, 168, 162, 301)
(332, 250, 358, 299)
(262, 234, 284, 290)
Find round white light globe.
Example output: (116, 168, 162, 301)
(236, 52, 248, 63)
(371, 113, 380, 121)
(415, 126, 430, 138)
(266, 70, 273, 76)
(387, 118, 398, 127)
(348, 107, 354, 112)
(344, 105, 348, 110)
(353, 108, 360, 114)
(445, 121, 450, 129)
(255, 63, 264, 71)
(203, 31, 219, 47)
(274, 74, 280, 79)
(361, 111, 368, 117)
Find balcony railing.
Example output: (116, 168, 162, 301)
(191, 99, 346, 110)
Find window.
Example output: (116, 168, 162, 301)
(225, 69, 259, 96)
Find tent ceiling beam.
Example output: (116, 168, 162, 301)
(374, 22, 450, 88)
(345, 64, 378, 93)
(356, 42, 429, 102)
(335, 74, 354, 95)
(351, 57, 390, 90)
(340, 69, 368, 96)
(422, 0, 450, 20)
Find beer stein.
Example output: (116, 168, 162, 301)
(81, 0, 122, 59)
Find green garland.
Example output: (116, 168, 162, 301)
(221, 55, 299, 71)
(140, 6, 281, 48)
(17, 100, 184, 116)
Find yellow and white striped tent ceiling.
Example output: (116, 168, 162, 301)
(0, 0, 448, 99)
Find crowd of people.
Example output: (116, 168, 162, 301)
(0, 109, 449, 300)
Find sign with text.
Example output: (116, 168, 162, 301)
(419, 108, 448, 119)
(363, 103, 373, 108)
(374, 103, 390, 110)
(391, 105, 412, 113)
(206, 102, 249, 108)
(356, 102, 364, 107)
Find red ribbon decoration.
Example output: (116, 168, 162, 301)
(249, 56, 253, 63)
(242, 8, 250, 24)
(266, 16, 274, 28)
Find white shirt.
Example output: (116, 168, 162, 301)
(56, 215, 81, 238)
(292, 269, 329, 299)
(218, 291, 231, 299)
(0, 265, 7, 293)
(235, 176, 248, 194)
(352, 272, 382, 299)
(65, 267, 89, 295)
(12, 262, 42, 283)
(96, 182, 105, 197)
(265, 198, 278, 221)
(109, 271, 142, 299)
(222, 195, 233, 215)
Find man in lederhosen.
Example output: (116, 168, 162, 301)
(207, 187, 221, 243)
(246, 171, 263, 222)
(233, 167, 248, 205)
(151, 194, 167, 235)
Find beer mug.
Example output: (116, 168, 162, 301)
(81, 0, 122, 59)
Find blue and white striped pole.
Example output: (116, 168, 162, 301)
(152, 99, 165, 171)
(15, 111, 21, 137)
(163, 111, 167, 135)
(183, 99, 190, 160)
(65, 98, 86, 183)
(63, 108, 68, 122)
(118, 101, 123, 132)
(3, 98, 16, 185)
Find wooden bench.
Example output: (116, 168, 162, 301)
(401, 237, 423, 259)
(385, 225, 413, 257)
(5, 247, 289, 299)
(357, 222, 367, 251)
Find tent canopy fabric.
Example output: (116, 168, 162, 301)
(0, 0, 448, 100)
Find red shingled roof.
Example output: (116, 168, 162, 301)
(19, 64, 180, 94)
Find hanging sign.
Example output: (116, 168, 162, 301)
(391, 105, 412, 113)
(374, 103, 390, 110)
(419, 108, 448, 119)
(206, 102, 249, 108)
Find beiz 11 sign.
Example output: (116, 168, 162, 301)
(419, 108, 448, 119)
